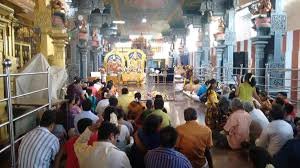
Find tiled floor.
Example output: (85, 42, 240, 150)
(0, 84, 253, 168)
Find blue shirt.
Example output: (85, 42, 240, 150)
(145, 147, 192, 168)
(197, 84, 207, 97)
(18, 127, 60, 168)
(274, 139, 300, 168)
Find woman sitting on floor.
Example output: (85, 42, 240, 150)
(128, 92, 145, 120)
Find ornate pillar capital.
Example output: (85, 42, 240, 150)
(49, 28, 68, 67)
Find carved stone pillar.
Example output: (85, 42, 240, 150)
(202, 24, 210, 66)
(78, 41, 88, 79)
(49, 28, 68, 67)
(90, 47, 101, 72)
(224, 9, 235, 84)
(68, 34, 80, 83)
(252, 36, 270, 88)
(216, 45, 225, 81)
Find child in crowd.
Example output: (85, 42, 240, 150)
(259, 91, 272, 115)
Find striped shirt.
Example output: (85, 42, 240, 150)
(18, 127, 60, 168)
(145, 147, 192, 168)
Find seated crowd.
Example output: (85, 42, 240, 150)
(16, 75, 300, 168)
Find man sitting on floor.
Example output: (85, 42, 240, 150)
(150, 98, 171, 128)
(74, 100, 99, 132)
(256, 104, 294, 156)
(74, 122, 131, 168)
(18, 110, 60, 168)
(176, 108, 213, 168)
(145, 126, 192, 168)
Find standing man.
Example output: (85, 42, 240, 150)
(176, 108, 213, 168)
(18, 110, 60, 168)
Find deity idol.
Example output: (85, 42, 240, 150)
(78, 19, 88, 40)
(92, 29, 99, 47)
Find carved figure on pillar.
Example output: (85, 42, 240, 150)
(214, 19, 225, 42)
(51, 0, 66, 28)
(249, 0, 272, 33)
(92, 29, 100, 47)
(78, 17, 88, 41)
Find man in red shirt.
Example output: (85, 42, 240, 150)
(55, 118, 98, 168)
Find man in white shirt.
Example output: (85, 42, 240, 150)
(256, 104, 294, 156)
(74, 121, 132, 168)
(74, 100, 99, 132)
(96, 96, 118, 115)
(243, 102, 269, 141)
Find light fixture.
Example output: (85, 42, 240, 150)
(142, 18, 147, 23)
(113, 20, 126, 24)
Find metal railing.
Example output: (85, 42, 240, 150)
(0, 59, 52, 168)
(194, 64, 300, 103)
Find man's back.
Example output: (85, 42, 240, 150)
(257, 120, 293, 156)
(18, 127, 59, 168)
(250, 108, 269, 129)
(224, 110, 252, 149)
(176, 121, 213, 168)
(74, 111, 99, 131)
(118, 94, 134, 113)
(95, 99, 109, 115)
(145, 147, 192, 168)
(151, 109, 171, 128)
(82, 142, 130, 168)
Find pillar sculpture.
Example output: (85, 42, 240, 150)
(49, 0, 68, 68)
(90, 9, 105, 71)
(250, 0, 272, 88)
(77, 18, 89, 79)
(214, 19, 226, 81)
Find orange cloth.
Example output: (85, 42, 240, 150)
(127, 101, 145, 120)
(176, 121, 213, 168)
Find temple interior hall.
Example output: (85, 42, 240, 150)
(1, 0, 300, 168)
